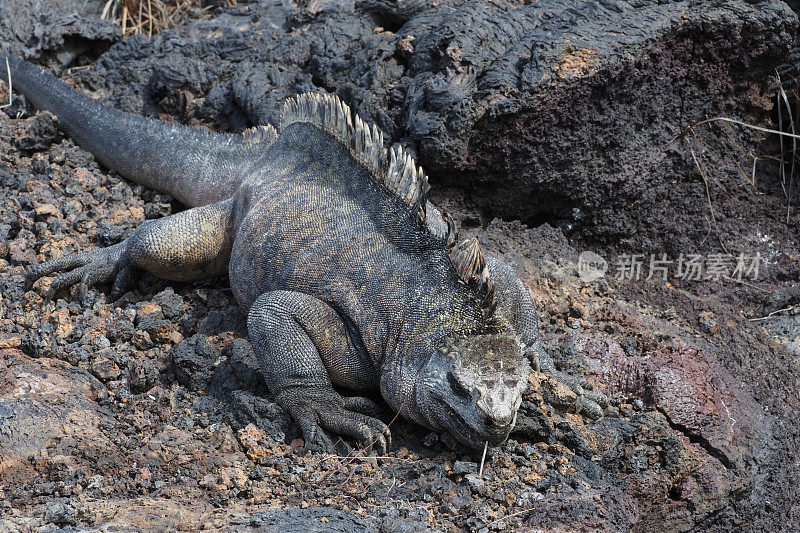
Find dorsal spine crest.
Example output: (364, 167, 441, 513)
(242, 124, 278, 146)
(280, 92, 429, 225)
(450, 237, 505, 331)
(451, 238, 490, 287)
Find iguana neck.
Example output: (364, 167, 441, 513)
(379, 300, 484, 421)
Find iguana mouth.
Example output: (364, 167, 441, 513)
(438, 398, 509, 449)
(442, 404, 482, 448)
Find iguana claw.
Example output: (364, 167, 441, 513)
(26, 242, 134, 299)
(532, 347, 608, 421)
(277, 389, 390, 456)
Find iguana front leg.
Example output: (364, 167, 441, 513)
(247, 290, 390, 454)
(487, 255, 607, 419)
(26, 199, 233, 298)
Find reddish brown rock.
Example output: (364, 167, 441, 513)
(0, 350, 120, 487)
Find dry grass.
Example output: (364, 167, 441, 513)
(678, 113, 800, 224)
(669, 70, 800, 230)
(100, 0, 235, 37)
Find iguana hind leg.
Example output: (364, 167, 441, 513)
(27, 199, 234, 298)
(247, 290, 390, 454)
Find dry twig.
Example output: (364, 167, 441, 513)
(101, 0, 227, 37)
(687, 132, 729, 253)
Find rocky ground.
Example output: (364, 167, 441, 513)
(0, 0, 799, 531)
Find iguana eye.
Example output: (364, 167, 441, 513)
(447, 372, 471, 400)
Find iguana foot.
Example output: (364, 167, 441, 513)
(248, 290, 390, 455)
(543, 369, 607, 420)
(25, 242, 136, 299)
(276, 387, 390, 455)
(529, 348, 607, 420)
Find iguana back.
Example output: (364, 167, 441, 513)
(230, 119, 477, 364)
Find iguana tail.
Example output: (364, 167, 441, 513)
(1, 56, 276, 207)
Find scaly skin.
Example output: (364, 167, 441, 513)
(6, 57, 605, 452)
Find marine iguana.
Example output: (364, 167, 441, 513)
(3, 56, 604, 452)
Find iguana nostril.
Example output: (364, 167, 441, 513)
(489, 411, 514, 429)
(477, 395, 516, 430)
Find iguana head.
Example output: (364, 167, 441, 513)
(416, 332, 530, 448)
